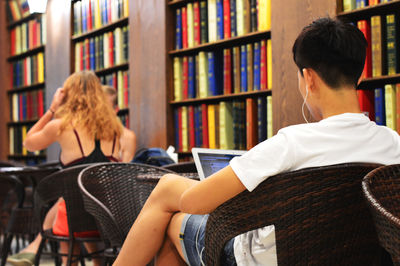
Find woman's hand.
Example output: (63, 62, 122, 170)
(49, 87, 65, 112)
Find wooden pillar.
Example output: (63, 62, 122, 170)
(45, 0, 71, 160)
(271, 0, 337, 132)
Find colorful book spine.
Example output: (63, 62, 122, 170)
(374, 88, 386, 125)
(188, 106, 196, 149)
(200, 0, 208, 44)
(258, 0, 271, 30)
(240, 45, 247, 92)
(193, 2, 201, 46)
(386, 14, 398, 75)
(173, 57, 182, 101)
(182, 7, 188, 49)
(230, 0, 237, 37)
(208, 0, 217, 42)
(182, 56, 189, 99)
(357, 20, 372, 79)
(247, 43, 253, 91)
(223, 48, 232, 94)
(246, 98, 258, 149)
(371, 15, 383, 77)
(201, 103, 209, 147)
(257, 97, 267, 143)
(385, 84, 396, 130)
(267, 39, 272, 89)
(253, 42, 261, 90)
(208, 104, 216, 148)
(199, 51, 209, 98)
(233, 46, 241, 93)
(181, 106, 188, 152)
(208, 52, 217, 96)
(188, 56, 196, 98)
(216, 0, 224, 40)
(219, 101, 234, 149)
(223, 0, 231, 39)
(187, 3, 194, 48)
(175, 9, 182, 49)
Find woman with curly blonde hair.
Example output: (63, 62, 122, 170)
(7, 71, 135, 266)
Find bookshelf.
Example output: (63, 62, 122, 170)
(167, 0, 273, 156)
(70, 0, 130, 128)
(337, 0, 400, 131)
(5, 3, 46, 165)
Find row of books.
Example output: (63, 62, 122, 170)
(174, 96, 272, 152)
(73, 0, 129, 35)
(99, 70, 129, 110)
(9, 125, 45, 156)
(118, 112, 129, 128)
(7, 0, 30, 22)
(174, 40, 272, 101)
(74, 26, 129, 72)
(357, 13, 399, 79)
(10, 16, 46, 56)
(343, 0, 393, 11)
(175, 0, 271, 49)
(10, 89, 45, 122)
(11, 52, 45, 89)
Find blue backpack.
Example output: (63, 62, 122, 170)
(132, 148, 175, 167)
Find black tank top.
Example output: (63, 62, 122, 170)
(61, 129, 119, 168)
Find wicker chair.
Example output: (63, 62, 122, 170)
(362, 164, 400, 265)
(162, 161, 197, 173)
(204, 163, 382, 265)
(33, 164, 103, 266)
(77, 163, 175, 264)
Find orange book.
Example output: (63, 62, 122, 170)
(357, 20, 372, 79)
(246, 98, 258, 149)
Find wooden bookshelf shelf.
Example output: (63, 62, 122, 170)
(357, 74, 400, 90)
(71, 17, 129, 42)
(7, 120, 38, 126)
(337, 0, 400, 20)
(170, 90, 272, 106)
(168, 0, 196, 8)
(8, 154, 46, 160)
(7, 13, 42, 29)
(7, 45, 45, 62)
(7, 83, 45, 94)
(169, 31, 271, 56)
(94, 63, 129, 76)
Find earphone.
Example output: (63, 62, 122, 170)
(301, 87, 309, 123)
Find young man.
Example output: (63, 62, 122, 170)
(113, 17, 400, 265)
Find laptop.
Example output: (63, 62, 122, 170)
(192, 148, 246, 180)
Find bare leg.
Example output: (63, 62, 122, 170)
(59, 242, 80, 266)
(84, 242, 102, 266)
(113, 174, 198, 266)
(19, 200, 59, 253)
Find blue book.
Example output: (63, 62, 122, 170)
(356, 0, 368, 8)
(253, 42, 261, 91)
(198, 106, 203, 146)
(208, 52, 217, 96)
(89, 38, 95, 70)
(82, 0, 87, 32)
(176, 9, 182, 49)
(374, 88, 386, 126)
(22, 93, 27, 120)
(257, 97, 267, 142)
(103, 0, 108, 25)
(240, 45, 247, 92)
(230, 0, 237, 37)
(216, 0, 224, 40)
(188, 56, 196, 98)
(174, 108, 180, 151)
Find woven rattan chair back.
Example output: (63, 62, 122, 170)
(362, 164, 400, 265)
(34, 164, 97, 235)
(204, 163, 382, 265)
(78, 162, 175, 248)
(162, 161, 197, 173)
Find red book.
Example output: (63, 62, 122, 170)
(112, 73, 117, 88)
(201, 103, 209, 148)
(109, 32, 114, 66)
(88, 0, 93, 30)
(357, 20, 372, 79)
(369, 0, 380, 5)
(28, 21, 33, 49)
(193, 2, 201, 46)
(246, 98, 258, 149)
(32, 20, 38, 48)
(182, 56, 189, 99)
(10, 29, 16, 55)
(124, 72, 129, 108)
(357, 90, 375, 121)
(38, 90, 44, 116)
(85, 38, 90, 70)
(19, 94, 23, 121)
(80, 43, 84, 71)
(182, 7, 188, 49)
(223, 0, 231, 39)
(260, 40, 267, 90)
(223, 48, 232, 94)
(23, 59, 28, 86)
(178, 107, 183, 151)
(188, 106, 195, 149)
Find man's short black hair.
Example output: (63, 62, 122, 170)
(292, 17, 367, 89)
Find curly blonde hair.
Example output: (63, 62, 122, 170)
(55, 71, 123, 140)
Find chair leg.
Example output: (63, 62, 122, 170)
(0, 233, 13, 266)
(34, 237, 47, 266)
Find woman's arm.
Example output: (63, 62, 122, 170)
(119, 128, 137, 162)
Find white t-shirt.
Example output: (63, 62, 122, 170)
(229, 113, 400, 265)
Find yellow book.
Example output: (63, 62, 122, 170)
(258, 0, 271, 31)
(95, 0, 101, 28)
(13, 94, 18, 121)
(267, 39, 272, 89)
(181, 106, 188, 152)
(118, 71, 124, 109)
(187, 3, 194, 48)
(75, 42, 81, 72)
(22, 126, 27, 155)
(21, 23, 27, 53)
(9, 127, 14, 155)
(371, 15, 382, 77)
(15, 26, 21, 55)
(208, 0, 217, 42)
(385, 84, 396, 131)
(173, 57, 183, 101)
(114, 27, 123, 65)
(208, 104, 216, 148)
(219, 101, 234, 149)
(37, 52, 44, 83)
(124, 0, 129, 18)
(103, 33, 109, 68)
(267, 96, 273, 138)
(199, 51, 209, 98)
(236, 0, 244, 36)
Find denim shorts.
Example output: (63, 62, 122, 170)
(180, 214, 236, 266)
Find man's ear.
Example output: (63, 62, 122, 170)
(302, 68, 315, 92)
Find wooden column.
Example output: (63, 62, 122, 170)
(0, 1, 10, 161)
(129, 0, 169, 150)
(271, 0, 337, 132)
(45, 0, 71, 160)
